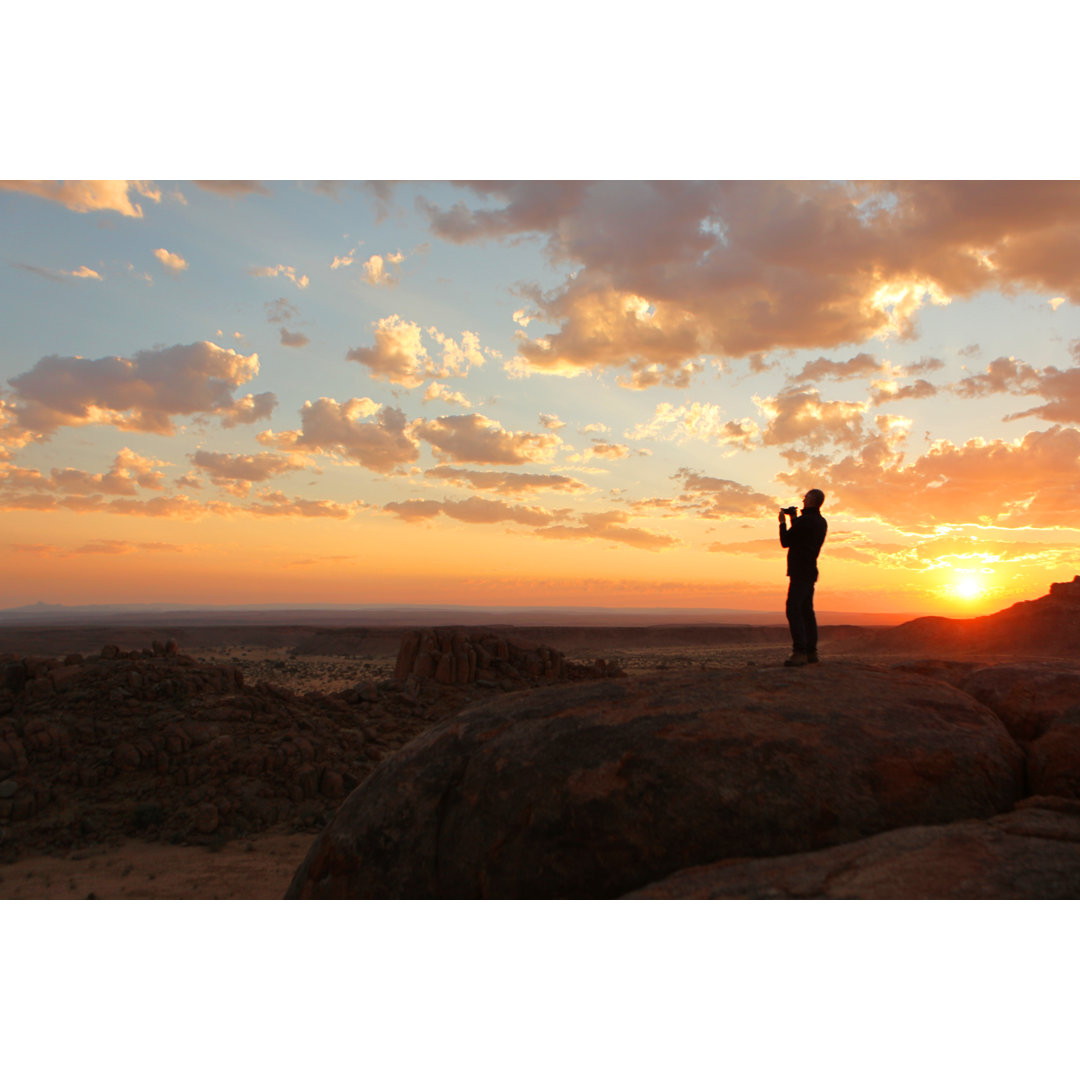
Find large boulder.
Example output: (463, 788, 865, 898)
(624, 797, 1080, 899)
(953, 663, 1080, 743)
(949, 664, 1080, 798)
(285, 663, 1025, 899)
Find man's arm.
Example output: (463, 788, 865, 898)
(779, 510, 792, 547)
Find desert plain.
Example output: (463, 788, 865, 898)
(3, 581, 1080, 899)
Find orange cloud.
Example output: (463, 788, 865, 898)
(423, 383, 472, 408)
(249, 264, 309, 289)
(193, 181, 271, 198)
(778, 425, 1080, 530)
(260, 397, 419, 474)
(792, 352, 882, 383)
(346, 317, 490, 388)
(413, 413, 562, 465)
(0, 492, 218, 518)
(420, 181, 1080, 383)
(104, 495, 217, 519)
(0, 447, 167, 497)
(13, 263, 104, 284)
(279, 328, 310, 348)
(361, 251, 405, 286)
(383, 496, 557, 527)
(424, 465, 589, 495)
(534, 510, 679, 551)
(666, 468, 778, 520)
(628, 401, 760, 449)
(755, 387, 869, 450)
(869, 379, 939, 406)
(7, 342, 265, 437)
(567, 440, 630, 464)
(153, 248, 188, 272)
(245, 492, 362, 518)
(8, 539, 190, 559)
(190, 449, 306, 496)
(218, 391, 277, 429)
(0, 180, 159, 217)
(330, 247, 359, 269)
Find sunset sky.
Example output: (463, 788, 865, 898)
(3, 179, 1080, 615)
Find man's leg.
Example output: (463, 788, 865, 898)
(802, 582, 819, 662)
(785, 577, 811, 664)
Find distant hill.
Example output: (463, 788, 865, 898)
(874, 576, 1080, 657)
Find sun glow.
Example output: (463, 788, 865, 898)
(950, 575, 985, 601)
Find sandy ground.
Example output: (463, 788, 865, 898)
(0, 830, 316, 900)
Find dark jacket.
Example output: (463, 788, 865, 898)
(780, 507, 827, 581)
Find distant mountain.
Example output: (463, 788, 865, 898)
(876, 576, 1080, 656)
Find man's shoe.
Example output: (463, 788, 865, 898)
(807, 651, 820, 664)
(784, 652, 809, 667)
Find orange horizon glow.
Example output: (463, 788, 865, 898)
(0, 505, 1052, 618)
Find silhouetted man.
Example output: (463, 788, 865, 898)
(778, 489, 828, 667)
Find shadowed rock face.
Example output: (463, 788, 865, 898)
(285, 663, 1024, 899)
(954, 664, 1080, 744)
(623, 797, 1080, 900)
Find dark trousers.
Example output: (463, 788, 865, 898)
(785, 576, 818, 654)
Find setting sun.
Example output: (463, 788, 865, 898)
(950, 575, 986, 601)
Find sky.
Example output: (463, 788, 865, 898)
(3, 179, 1080, 615)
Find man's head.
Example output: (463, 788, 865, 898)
(803, 489, 825, 510)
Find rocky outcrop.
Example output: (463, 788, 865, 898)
(0, 630, 630, 858)
(624, 797, 1080, 899)
(392, 628, 623, 687)
(0, 645, 457, 855)
(285, 662, 1025, 899)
